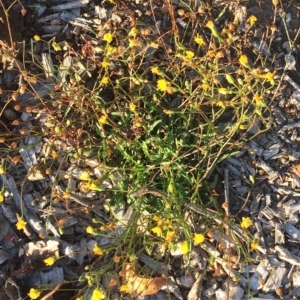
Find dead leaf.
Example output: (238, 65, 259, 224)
(120, 263, 166, 296)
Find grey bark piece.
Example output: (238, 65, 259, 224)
(284, 223, 300, 241)
(262, 267, 286, 292)
(249, 260, 271, 291)
(51, 0, 89, 11)
(275, 245, 300, 266)
(263, 144, 280, 160)
(275, 223, 285, 244)
(292, 271, 300, 298)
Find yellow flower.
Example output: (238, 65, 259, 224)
(248, 15, 257, 27)
(240, 217, 252, 229)
(128, 27, 138, 38)
(185, 50, 194, 60)
(0, 164, 5, 174)
(165, 231, 176, 242)
(180, 241, 190, 254)
(239, 55, 250, 68)
(52, 42, 61, 51)
(206, 20, 215, 30)
(193, 233, 205, 245)
(79, 171, 92, 181)
(16, 218, 27, 230)
(100, 76, 109, 85)
(205, 21, 220, 38)
(98, 116, 107, 124)
(254, 94, 263, 106)
(86, 226, 97, 235)
(194, 34, 206, 46)
(106, 46, 117, 55)
(0, 190, 4, 202)
(261, 71, 275, 85)
(129, 38, 142, 48)
(151, 66, 161, 75)
(33, 35, 41, 41)
(119, 284, 129, 293)
(149, 42, 159, 49)
(44, 256, 56, 266)
(153, 215, 161, 222)
(201, 83, 210, 91)
(93, 245, 104, 256)
(157, 79, 169, 92)
(101, 60, 110, 68)
(91, 288, 105, 300)
(50, 151, 58, 159)
(251, 241, 259, 250)
(129, 102, 136, 112)
(107, 0, 115, 3)
(103, 32, 113, 44)
(151, 226, 163, 237)
(28, 288, 41, 299)
(62, 191, 70, 199)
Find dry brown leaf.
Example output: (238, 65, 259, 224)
(120, 263, 166, 296)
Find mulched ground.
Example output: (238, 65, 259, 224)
(1, 0, 300, 299)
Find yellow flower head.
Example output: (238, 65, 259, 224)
(239, 55, 250, 68)
(193, 233, 205, 245)
(128, 27, 138, 38)
(165, 230, 176, 242)
(86, 226, 97, 235)
(91, 288, 105, 300)
(206, 20, 215, 30)
(151, 66, 161, 75)
(93, 245, 104, 256)
(151, 226, 163, 237)
(79, 170, 92, 181)
(106, 46, 117, 55)
(119, 284, 129, 293)
(33, 35, 41, 41)
(16, 219, 27, 230)
(98, 116, 107, 125)
(194, 34, 206, 46)
(52, 42, 61, 51)
(201, 83, 210, 92)
(100, 76, 109, 85)
(251, 241, 259, 250)
(180, 241, 190, 254)
(240, 217, 252, 229)
(101, 60, 110, 68)
(129, 102, 136, 112)
(262, 71, 275, 85)
(28, 288, 41, 299)
(254, 94, 263, 106)
(0, 190, 4, 203)
(185, 50, 194, 60)
(44, 256, 56, 266)
(248, 15, 257, 27)
(103, 32, 113, 44)
(0, 164, 5, 174)
(157, 79, 169, 92)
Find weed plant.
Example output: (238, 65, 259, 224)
(0, 0, 283, 299)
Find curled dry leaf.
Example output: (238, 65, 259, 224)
(119, 263, 166, 296)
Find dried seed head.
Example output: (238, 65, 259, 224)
(198, 6, 205, 15)
(12, 91, 20, 100)
(177, 9, 185, 16)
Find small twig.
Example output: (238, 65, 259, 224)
(40, 284, 62, 300)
